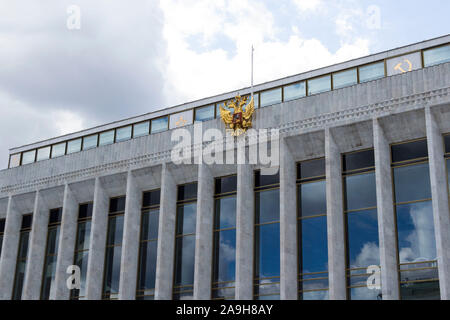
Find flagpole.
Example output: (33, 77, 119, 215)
(251, 45, 254, 99)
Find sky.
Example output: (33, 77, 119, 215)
(0, 0, 449, 169)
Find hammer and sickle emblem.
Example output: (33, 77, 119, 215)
(394, 59, 413, 73)
(175, 116, 187, 127)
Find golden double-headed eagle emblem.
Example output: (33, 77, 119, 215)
(219, 94, 255, 136)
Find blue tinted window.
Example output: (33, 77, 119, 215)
(133, 122, 149, 138)
(394, 163, 431, 203)
(174, 235, 196, 286)
(213, 228, 236, 283)
(333, 69, 357, 89)
(82, 135, 98, 150)
(116, 126, 132, 142)
(299, 215, 328, 273)
(151, 117, 168, 134)
(308, 75, 331, 95)
(299, 180, 326, 217)
(284, 82, 306, 101)
(67, 139, 81, 154)
(37, 147, 51, 161)
(255, 222, 280, 278)
(21, 150, 36, 165)
(99, 130, 115, 146)
(141, 209, 159, 241)
(346, 209, 380, 268)
(424, 45, 450, 67)
(344, 172, 377, 211)
(176, 203, 197, 235)
(260, 88, 281, 107)
(255, 189, 280, 224)
(195, 105, 215, 122)
(214, 197, 236, 230)
(359, 62, 385, 83)
(137, 206, 159, 299)
(396, 201, 436, 263)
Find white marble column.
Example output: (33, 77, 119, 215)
(23, 191, 49, 300)
(425, 106, 450, 300)
(373, 118, 400, 300)
(86, 177, 109, 300)
(235, 164, 254, 300)
(325, 128, 346, 300)
(155, 164, 177, 300)
(193, 164, 214, 300)
(54, 184, 79, 300)
(0, 196, 22, 300)
(279, 138, 298, 300)
(119, 170, 142, 300)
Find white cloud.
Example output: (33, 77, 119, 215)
(293, 0, 323, 12)
(159, 0, 370, 105)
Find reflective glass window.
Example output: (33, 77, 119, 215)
(102, 197, 125, 300)
(0, 219, 5, 261)
(445, 135, 450, 154)
(99, 130, 115, 146)
(173, 183, 197, 300)
(71, 203, 93, 300)
(41, 208, 62, 300)
(297, 159, 328, 300)
(298, 158, 326, 180)
(116, 126, 132, 142)
(394, 163, 431, 203)
(392, 141, 439, 300)
(151, 117, 168, 134)
(137, 190, 160, 300)
(391, 140, 428, 163)
(82, 134, 98, 150)
(212, 176, 237, 300)
(9, 153, 21, 168)
(67, 139, 81, 154)
(333, 69, 357, 89)
(12, 214, 32, 300)
(254, 172, 280, 300)
(260, 88, 281, 107)
(344, 173, 377, 211)
(359, 62, 385, 83)
(195, 105, 215, 122)
(284, 82, 306, 101)
(133, 121, 150, 138)
(343, 150, 380, 300)
(21, 150, 36, 165)
(423, 44, 450, 67)
(51, 142, 66, 158)
(36, 146, 51, 162)
(299, 180, 326, 217)
(307, 75, 331, 95)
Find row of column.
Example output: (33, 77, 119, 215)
(0, 108, 449, 299)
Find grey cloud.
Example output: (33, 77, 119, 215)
(0, 0, 168, 168)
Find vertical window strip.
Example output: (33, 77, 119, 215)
(41, 208, 63, 300)
(212, 176, 237, 300)
(136, 190, 160, 300)
(0, 218, 5, 259)
(342, 150, 381, 300)
(70, 203, 93, 300)
(297, 159, 329, 300)
(102, 196, 126, 300)
(254, 171, 280, 300)
(12, 214, 33, 300)
(173, 183, 198, 300)
(391, 139, 440, 300)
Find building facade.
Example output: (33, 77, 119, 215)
(0, 35, 450, 300)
